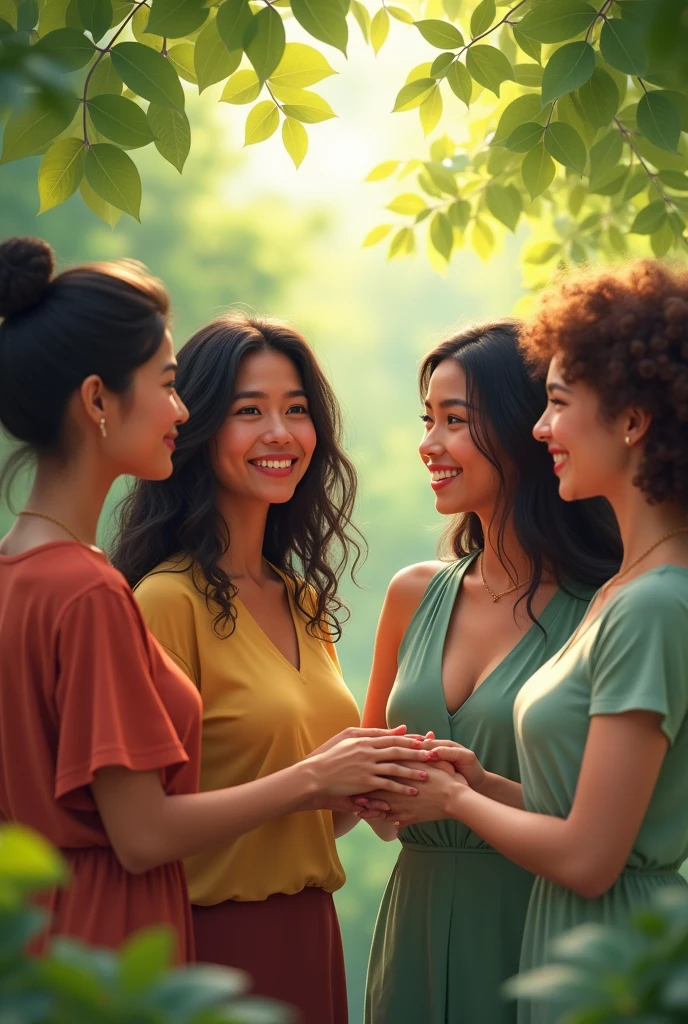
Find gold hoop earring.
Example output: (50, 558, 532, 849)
(624, 436, 632, 446)
(99, 417, 107, 439)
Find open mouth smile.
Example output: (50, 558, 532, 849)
(549, 450, 569, 475)
(428, 465, 462, 491)
(248, 457, 298, 478)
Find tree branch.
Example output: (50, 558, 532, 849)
(458, 0, 527, 58)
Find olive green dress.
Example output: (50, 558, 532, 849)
(515, 566, 688, 1024)
(364, 554, 595, 1024)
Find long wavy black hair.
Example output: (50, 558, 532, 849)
(420, 319, 622, 623)
(112, 312, 364, 640)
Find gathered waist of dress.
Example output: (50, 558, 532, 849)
(401, 841, 500, 855)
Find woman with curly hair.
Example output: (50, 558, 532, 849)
(112, 313, 435, 1024)
(371, 262, 688, 1024)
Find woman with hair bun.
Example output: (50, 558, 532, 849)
(379, 263, 688, 1024)
(0, 237, 434, 971)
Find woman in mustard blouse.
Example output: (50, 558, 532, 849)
(112, 313, 400, 1024)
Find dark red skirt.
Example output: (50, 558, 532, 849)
(192, 887, 348, 1024)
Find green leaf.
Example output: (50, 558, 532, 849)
(651, 218, 674, 257)
(541, 41, 595, 105)
(471, 218, 494, 260)
(524, 239, 561, 264)
(88, 94, 155, 147)
(522, 141, 555, 199)
(448, 198, 470, 229)
(429, 210, 453, 261)
(81, 177, 121, 225)
(366, 159, 400, 181)
(244, 5, 285, 81)
(505, 121, 544, 152)
(370, 7, 388, 54)
(425, 161, 458, 196)
(1, 94, 79, 163)
(37, 0, 68, 35)
(637, 91, 681, 154)
(76, 0, 111, 40)
(131, 3, 163, 47)
(244, 99, 279, 144)
(85, 142, 141, 219)
(387, 6, 413, 23)
(485, 181, 521, 230)
(663, 91, 688, 133)
(194, 17, 241, 93)
(33, 27, 95, 69)
(624, 166, 648, 200)
(148, 104, 190, 170)
(447, 60, 472, 105)
(168, 42, 197, 84)
(147, 0, 207, 37)
(514, 63, 542, 88)
(111, 42, 185, 109)
(363, 223, 392, 246)
(121, 928, 174, 993)
(279, 87, 335, 123)
(516, 2, 596, 44)
(215, 0, 252, 51)
(388, 226, 415, 257)
(350, 0, 369, 42)
(386, 192, 426, 215)
(470, 0, 495, 37)
(630, 200, 668, 234)
(0, 826, 66, 890)
(492, 93, 542, 144)
(419, 85, 442, 136)
(589, 165, 628, 195)
(659, 170, 688, 191)
(513, 26, 541, 64)
(282, 115, 307, 167)
(220, 67, 261, 103)
(599, 18, 648, 76)
(17, 0, 38, 30)
(414, 18, 463, 49)
(576, 67, 619, 128)
(466, 44, 514, 96)
(270, 42, 335, 89)
(393, 77, 436, 112)
(635, 137, 688, 172)
(544, 121, 586, 175)
(608, 224, 627, 253)
(89, 56, 123, 96)
(431, 52, 454, 79)
(588, 129, 623, 188)
(290, 0, 347, 55)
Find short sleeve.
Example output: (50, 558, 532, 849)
(54, 583, 189, 804)
(588, 574, 688, 744)
(134, 573, 200, 687)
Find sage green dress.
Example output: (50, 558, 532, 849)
(364, 554, 595, 1024)
(515, 566, 688, 1024)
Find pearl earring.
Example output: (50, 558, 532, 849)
(624, 436, 631, 446)
(99, 417, 107, 439)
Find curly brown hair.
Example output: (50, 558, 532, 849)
(520, 260, 688, 509)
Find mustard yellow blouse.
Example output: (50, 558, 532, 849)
(134, 560, 360, 905)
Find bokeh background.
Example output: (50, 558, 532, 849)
(0, 24, 525, 1020)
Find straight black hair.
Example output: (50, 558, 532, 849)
(420, 320, 622, 624)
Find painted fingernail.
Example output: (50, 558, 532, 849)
(420, 771, 428, 780)
(412, 739, 422, 748)
(426, 751, 438, 760)
(410, 788, 418, 795)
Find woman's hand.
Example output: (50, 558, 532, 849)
(366, 762, 467, 826)
(425, 744, 488, 792)
(305, 732, 433, 804)
(309, 724, 413, 758)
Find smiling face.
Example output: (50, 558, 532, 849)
(211, 348, 317, 506)
(418, 357, 501, 518)
(105, 331, 189, 481)
(533, 354, 628, 501)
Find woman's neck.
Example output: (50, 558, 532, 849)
(22, 452, 115, 547)
(607, 476, 688, 573)
(478, 514, 534, 590)
(214, 491, 272, 585)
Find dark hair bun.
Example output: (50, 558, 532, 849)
(0, 236, 54, 318)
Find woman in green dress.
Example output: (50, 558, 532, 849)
(362, 320, 620, 1024)
(383, 262, 688, 1024)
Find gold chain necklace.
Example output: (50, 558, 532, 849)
(600, 525, 688, 596)
(479, 554, 531, 603)
(18, 510, 87, 547)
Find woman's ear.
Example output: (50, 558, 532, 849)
(622, 405, 652, 447)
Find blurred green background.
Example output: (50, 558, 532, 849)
(0, 30, 524, 1021)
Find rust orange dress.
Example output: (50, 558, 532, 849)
(0, 541, 202, 960)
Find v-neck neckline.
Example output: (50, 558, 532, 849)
(437, 552, 565, 720)
(234, 564, 305, 678)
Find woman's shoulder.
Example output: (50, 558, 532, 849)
(385, 557, 464, 617)
(134, 555, 199, 601)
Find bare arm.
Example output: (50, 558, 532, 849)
(361, 563, 443, 842)
(387, 711, 667, 898)
(92, 731, 433, 875)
